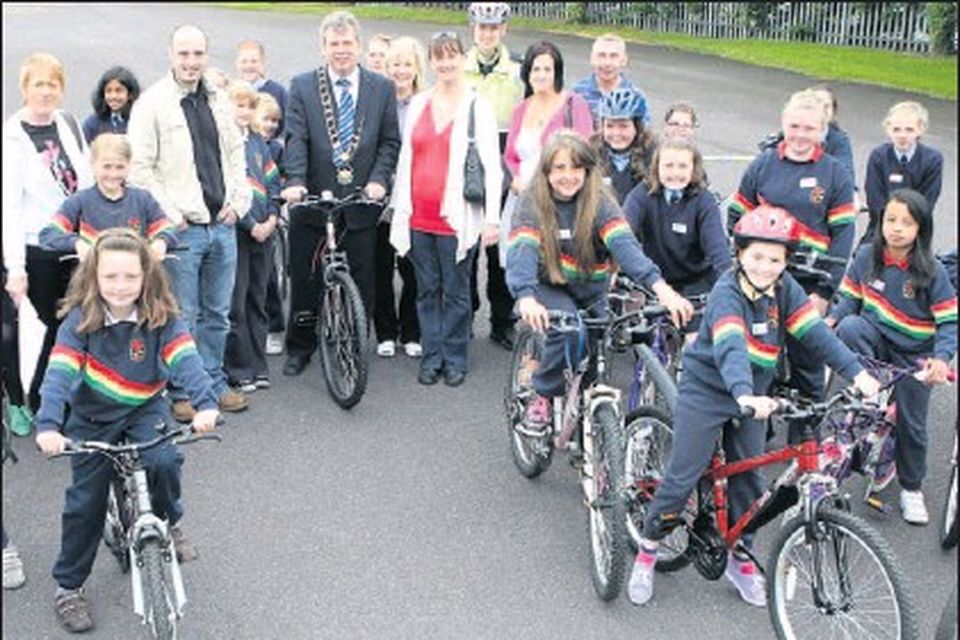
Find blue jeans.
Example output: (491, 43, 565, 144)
(409, 231, 475, 375)
(167, 223, 237, 396)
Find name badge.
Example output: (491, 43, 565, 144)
(888, 174, 904, 183)
(800, 177, 818, 188)
(602, 177, 612, 186)
(870, 279, 886, 292)
(671, 222, 688, 234)
(558, 228, 572, 240)
(751, 322, 769, 336)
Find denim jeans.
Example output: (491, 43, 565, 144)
(409, 231, 475, 375)
(167, 223, 237, 396)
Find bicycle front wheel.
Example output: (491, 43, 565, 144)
(141, 539, 177, 640)
(318, 269, 369, 409)
(504, 325, 552, 478)
(941, 454, 959, 550)
(768, 504, 919, 640)
(586, 402, 628, 602)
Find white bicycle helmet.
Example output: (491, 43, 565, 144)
(468, 2, 511, 25)
(598, 88, 645, 120)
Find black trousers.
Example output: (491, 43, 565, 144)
(25, 246, 74, 411)
(373, 222, 419, 344)
(2, 287, 25, 406)
(286, 207, 377, 358)
(265, 242, 285, 333)
(225, 232, 271, 381)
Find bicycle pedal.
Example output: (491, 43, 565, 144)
(864, 494, 889, 514)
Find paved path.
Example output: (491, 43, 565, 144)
(3, 4, 957, 639)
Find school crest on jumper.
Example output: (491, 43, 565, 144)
(809, 186, 825, 204)
(128, 218, 141, 231)
(902, 279, 916, 299)
(129, 337, 146, 363)
(767, 304, 780, 328)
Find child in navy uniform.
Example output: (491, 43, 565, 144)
(505, 131, 692, 430)
(82, 67, 139, 144)
(828, 189, 957, 525)
(628, 206, 879, 608)
(40, 134, 175, 262)
(728, 89, 856, 402)
(34, 229, 219, 633)
(225, 83, 281, 392)
(589, 88, 657, 204)
(863, 102, 943, 247)
(623, 138, 731, 306)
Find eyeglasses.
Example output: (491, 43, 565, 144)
(666, 121, 696, 129)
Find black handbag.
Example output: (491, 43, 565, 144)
(463, 97, 486, 205)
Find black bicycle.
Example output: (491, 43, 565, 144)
(285, 191, 383, 409)
(51, 425, 220, 639)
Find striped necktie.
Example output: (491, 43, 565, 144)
(335, 77, 354, 161)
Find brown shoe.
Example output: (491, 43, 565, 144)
(55, 588, 94, 633)
(218, 389, 248, 412)
(170, 524, 198, 563)
(171, 400, 196, 423)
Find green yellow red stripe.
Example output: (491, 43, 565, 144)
(79, 221, 99, 245)
(712, 315, 746, 344)
(83, 354, 165, 406)
(162, 333, 198, 369)
(508, 226, 540, 249)
(747, 336, 779, 369)
(264, 160, 278, 181)
(785, 300, 820, 339)
(559, 254, 609, 281)
(249, 177, 268, 201)
(827, 203, 856, 226)
(599, 218, 632, 246)
(48, 345, 84, 375)
(838, 276, 861, 300)
(47, 213, 74, 234)
(146, 218, 175, 239)
(862, 287, 934, 340)
(729, 192, 754, 215)
(932, 297, 958, 324)
(793, 219, 829, 253)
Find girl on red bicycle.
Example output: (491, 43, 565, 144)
(828, 188, 957, 524)
(33, 229, 218, 633)
(628, 206, 879, 607)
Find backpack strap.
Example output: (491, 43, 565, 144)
(61, 111, 85, 151)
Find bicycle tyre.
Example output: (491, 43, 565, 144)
(621, 406, 692, 572)
(318, 269, 369, 409)
(504, 326, 552, 478)
(934, 583, 957, 640)
(941, 454, 959, 550)
(102, 482, 131, 574)
(635, 344, 678, 417)
(768, 504, 919, 640)
(141, 538, 176, 640)
(275, 225, 289, 302)
(586, 402, 629, 602)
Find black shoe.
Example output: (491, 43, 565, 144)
(443, 369, 466, 387)
(490, 326, 516, 351)
(283, 355, 309, 376)
(418, 368, 440, 386)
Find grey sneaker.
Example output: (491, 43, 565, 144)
(3, 545, 26, 589)
(900, 490, 929, 525)
(55, 587, 94, 633)
(724, 553, 766, 607)
(627, 549, 656, 605)
(170, 524, 198, 563)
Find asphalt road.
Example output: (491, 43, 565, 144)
(3, 4, 957, 639)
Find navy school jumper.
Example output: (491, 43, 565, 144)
(863, 142, 943, 245)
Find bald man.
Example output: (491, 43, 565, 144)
(128, 24, 252, 418)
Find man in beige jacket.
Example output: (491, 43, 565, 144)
(128, 24, 251, 418)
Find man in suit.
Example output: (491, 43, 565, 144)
(281, 10, 401, 376)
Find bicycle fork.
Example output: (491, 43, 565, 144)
(579, 385, 622, 506)
(127, 468, 187, 622)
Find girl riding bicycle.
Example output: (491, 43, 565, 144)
(828, 188, 957, 525)
(628, 205, 880, 608)
(34, 229, 218, 634)
(505, 130, 692, 432)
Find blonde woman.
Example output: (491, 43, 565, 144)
(390, 32, 502, 386)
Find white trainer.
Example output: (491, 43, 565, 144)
(403, 342, 423, 358)
(265, 333, 284, 355)
(899, 489, 929, 525)
(724, 553, 767, 607)
(377, 340, 396, 357)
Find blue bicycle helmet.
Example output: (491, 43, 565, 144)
(598, 88, 645, 120)
(468, 2, 511, 25)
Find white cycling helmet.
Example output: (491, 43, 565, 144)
(468, 2, 511, 25)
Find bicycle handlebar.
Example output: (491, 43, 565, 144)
(48, 425, 221, 460)
(274, 190, 385, 212)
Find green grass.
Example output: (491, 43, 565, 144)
(216, 3, 957, 99)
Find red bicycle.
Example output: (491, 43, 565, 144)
(627, 387, 919, 639)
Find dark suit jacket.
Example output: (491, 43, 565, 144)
(284, 66, 400, 228)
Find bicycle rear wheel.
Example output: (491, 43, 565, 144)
(586, 402, 628, 601)
(504, 326, 552, 478)
(768, 504, 919, 640)
(622, 406, 691, 571)
(274, 224, 289, 302)
(318, 269, 369, 409)
(941, 442, 959, 550)
(141, 539, 177, 640)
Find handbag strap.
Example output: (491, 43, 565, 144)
(468, 96, 476, 142)
(563, 94, 572, 129)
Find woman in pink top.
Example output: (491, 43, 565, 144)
(390, 32, 502, 387)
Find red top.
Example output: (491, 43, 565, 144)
(410, 100, 455, 236)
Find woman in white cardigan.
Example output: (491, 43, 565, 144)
(2, 53, 93, 418)
(390, 32, 502, 387)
